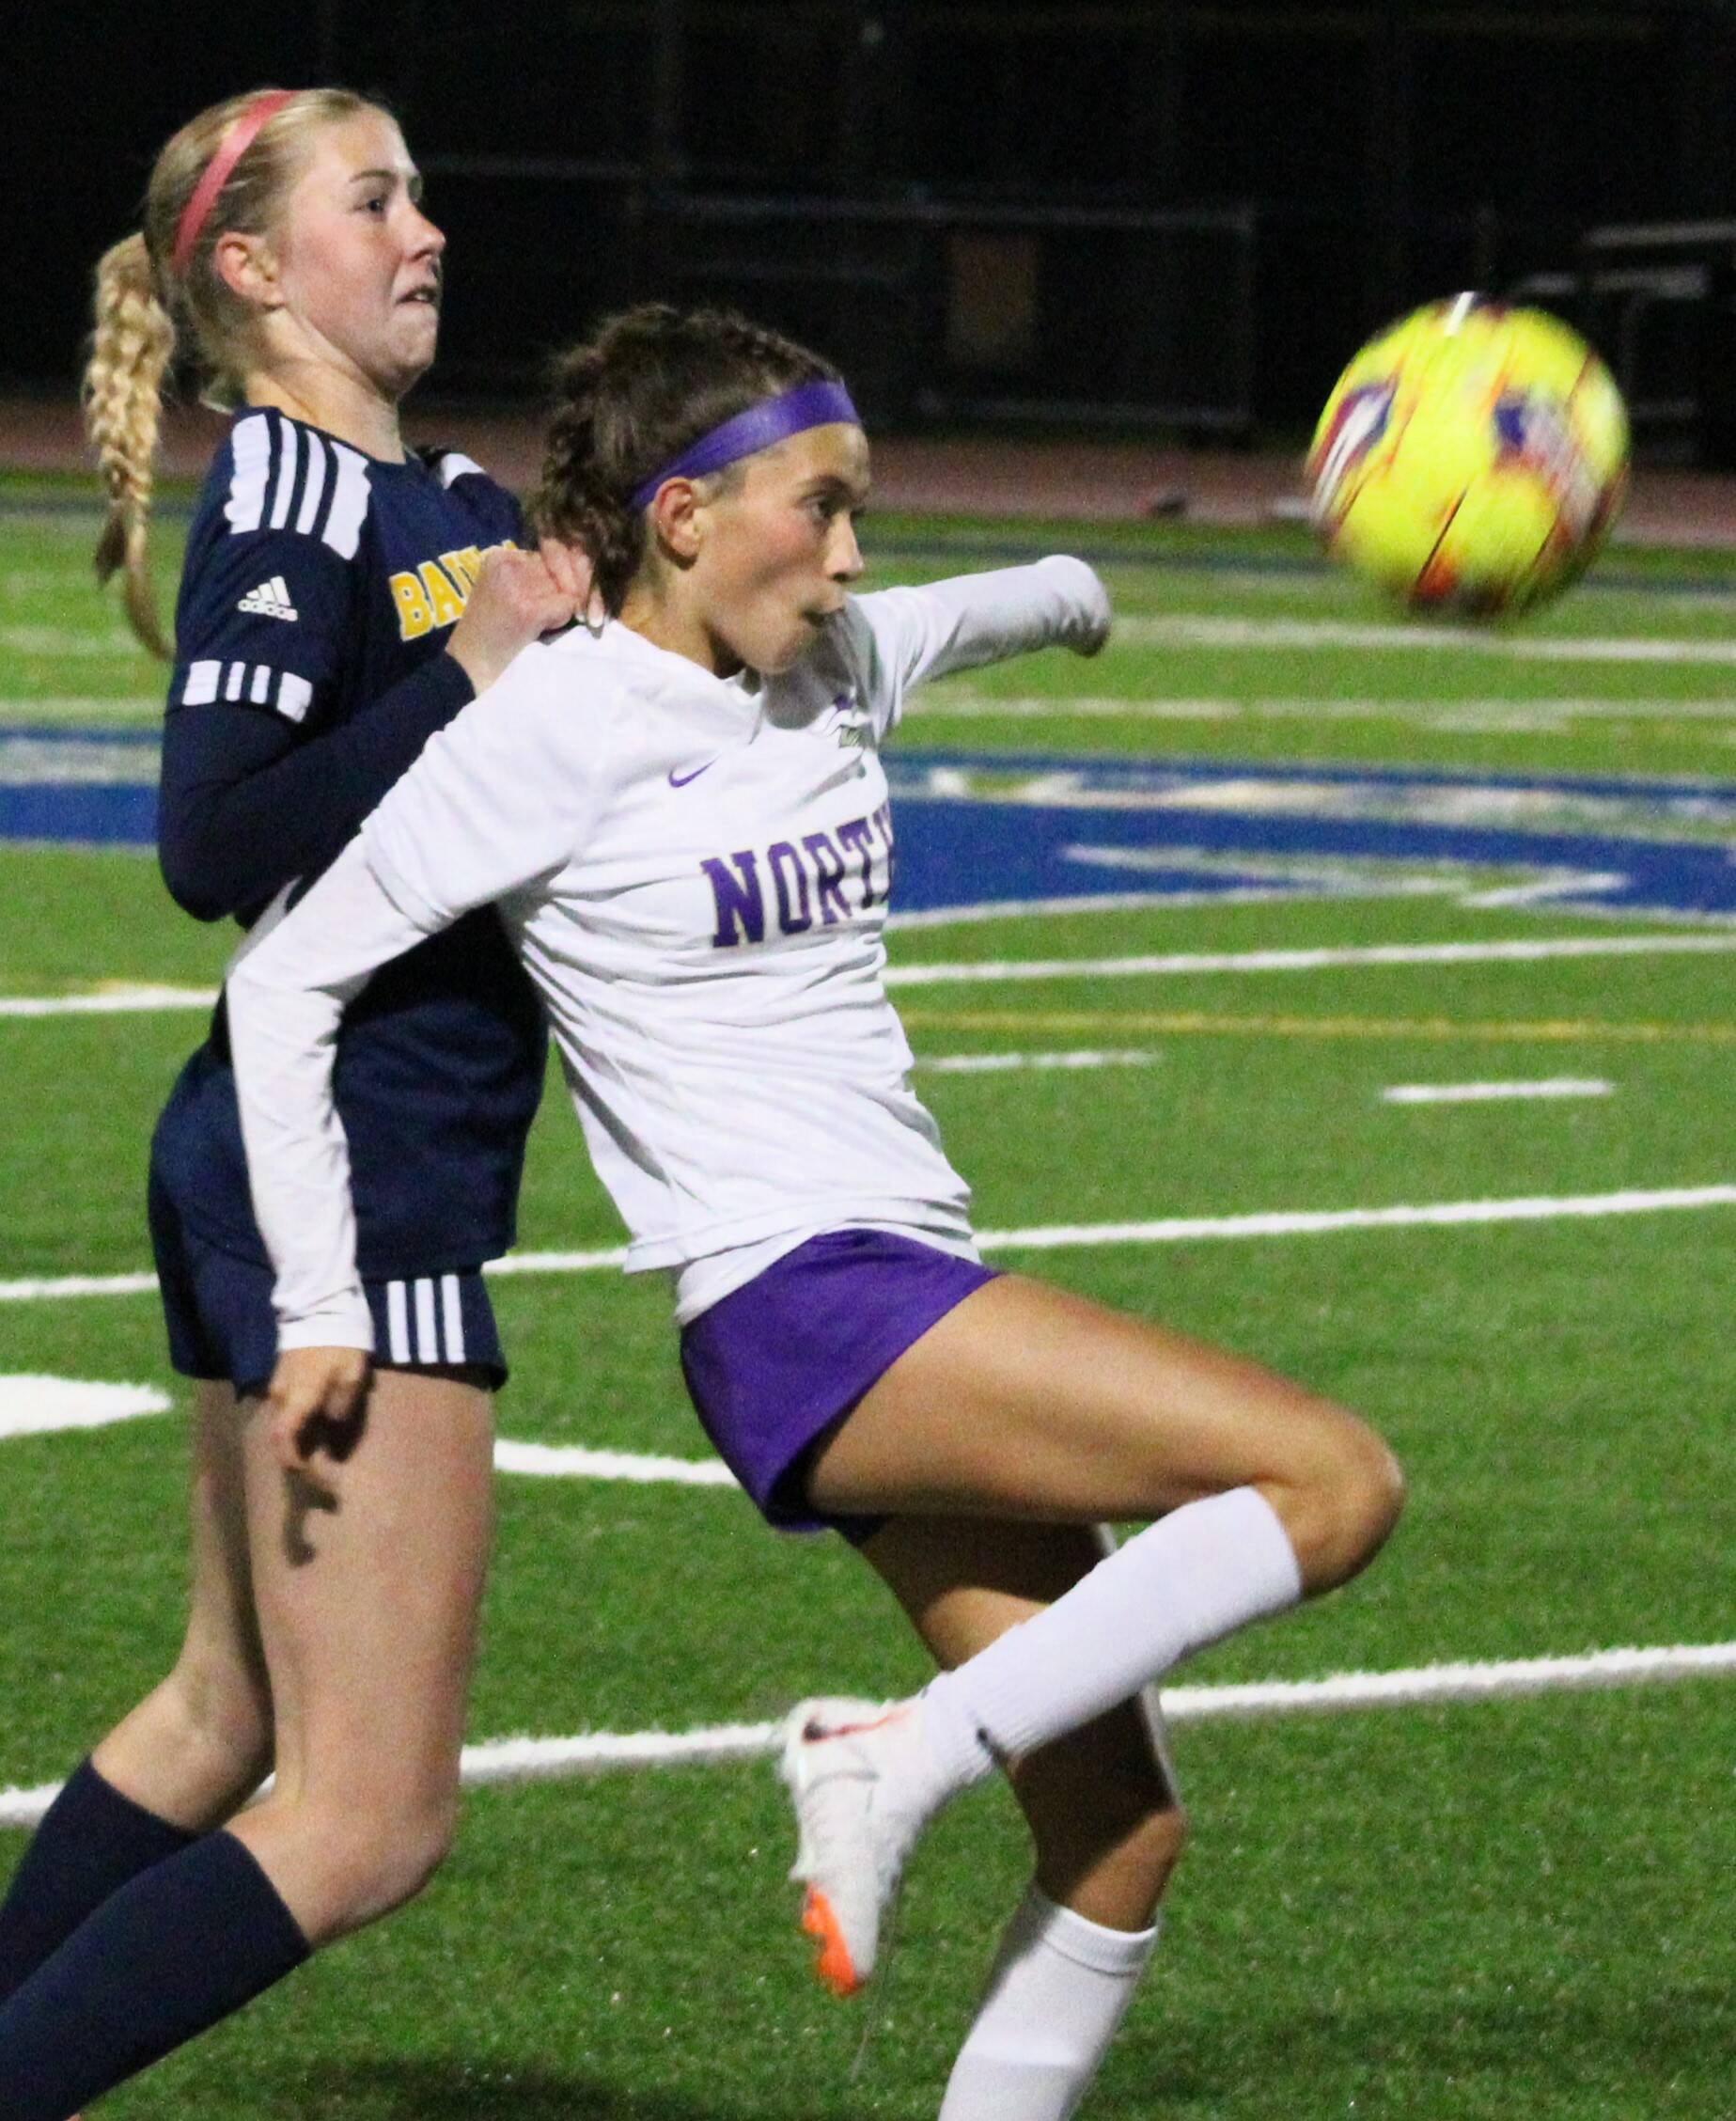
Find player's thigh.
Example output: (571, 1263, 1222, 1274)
(240, 1363, 495, 1809)
(809, 1272, 1369, 1522)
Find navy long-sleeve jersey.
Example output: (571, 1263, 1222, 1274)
(151, 406, 548, 1278)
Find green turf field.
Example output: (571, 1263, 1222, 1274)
(1, 482, 1731, 2116)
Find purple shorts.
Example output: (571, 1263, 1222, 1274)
(679, 1227, 999, 1539)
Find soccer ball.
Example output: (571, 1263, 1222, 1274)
(1306, 294, 1630, 616)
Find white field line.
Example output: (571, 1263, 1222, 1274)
(1115, 614, 1736, 665)
(0, 986, 216, 1019)
(970, 1186, 1736, 1253)
(493, 1439, 736, 1485)
(0, 1376, 169, 1438)
(886, 889, 1398, 929)
(3, 1638, 1730, 1830)
(9, 1183, 1734, 1306)
(0, 627, 139, 658)
(0, 1382, 733, 1485)
(884, 933, 1736, 987)
(0, 1273, 160, 1302)
(919, 1047, 1161, 1075)
(1382, 1078, 1614, 1106)
(911, 692, 1736, 726)
(0, 699, 162, 722)
(7, 933, 1731, 1021)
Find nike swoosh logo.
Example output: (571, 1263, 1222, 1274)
(668, 761, 717, 788)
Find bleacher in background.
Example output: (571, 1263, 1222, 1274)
(15, 2, 1736, 453)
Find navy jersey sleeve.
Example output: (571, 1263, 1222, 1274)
(158, 413, 501, 921)
(159, 660, 475, 921)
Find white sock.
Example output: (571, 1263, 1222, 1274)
(937, 1883, 1159, 2120)
(919, 1487, 1302, 1783)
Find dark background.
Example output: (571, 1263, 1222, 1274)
(11, 1, 1736, 448)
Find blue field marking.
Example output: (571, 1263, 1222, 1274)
(0, 731, 161, 848)
(6, 734, 1734, 922)
(884, 753, 1736, 922)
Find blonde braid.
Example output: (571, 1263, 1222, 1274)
(83, 233, 176, 659)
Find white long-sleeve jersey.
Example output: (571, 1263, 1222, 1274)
(227, 557, 1110, 1352)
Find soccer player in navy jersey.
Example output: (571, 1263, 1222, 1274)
(227, 305, 1407, 2121)
(0, 88, 584, 2114)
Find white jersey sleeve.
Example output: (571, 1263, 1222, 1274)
(841, 556, 1110, 734)
(361, 643, 609, 928)
(226, 642, 613, 1351)
(226, 841, 428, 1352)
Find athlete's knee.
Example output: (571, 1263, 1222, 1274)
(1273, 1410, 1405, 1594)
(301, 1784, 461, 1937)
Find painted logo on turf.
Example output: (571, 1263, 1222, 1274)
(6, 736, 1733, 926)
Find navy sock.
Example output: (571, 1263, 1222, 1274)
(0, 1761, 195, 2006)
(0, 1830, 309, 2119)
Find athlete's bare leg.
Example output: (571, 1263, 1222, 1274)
(781, 1276, 1400, 2001)
(220, 1365, 495, 1945)
(810, 1275, 1403, 1592)
(93, 1380, 273, 1830)
(859, 1516, 1184, 1929)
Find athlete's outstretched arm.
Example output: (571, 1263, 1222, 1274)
(847, 557, 1110, 731)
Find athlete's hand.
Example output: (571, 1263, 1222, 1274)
(263, 1346, 371, 1471)
(445, 544, 589, 694)
(1071, 571, 1112, 658)
(538, 535, 602, 623)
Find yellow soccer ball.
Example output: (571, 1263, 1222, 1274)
(1306, 293, 1630, 616)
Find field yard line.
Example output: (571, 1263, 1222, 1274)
(1381, 1078, 1614, 1105)
(972, 1186, 1736, 1250)
(493, 1439, 737, 1485)
(4, 1640, 1730, 1828)
(904, 1008, 1735, 1044)
(919, 1048, 1162, 1074)
(0, 1273, 160, 1301)
(0, 1376, 169, 1438)
(884, 935, 1736, 986)
(1115, 614, 1736, 665)
(911, 693, 1736, 724)
(6, 934, 1731, 1021)
(0, 986, 216, 1018)
(0, 699, 161, 720)
(0, 1387, 736, 1483)
(7, 1184, 1735, 1304)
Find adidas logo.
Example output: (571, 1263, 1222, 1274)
(238, 575, 298, 621)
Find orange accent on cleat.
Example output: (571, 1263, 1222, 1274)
(801, 1885, 862, 1998)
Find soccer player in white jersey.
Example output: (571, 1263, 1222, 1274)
(227, 305, 1406, 2121)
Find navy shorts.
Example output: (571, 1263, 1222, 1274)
(148, 1170, 507, 1396)
(679, 1227, 999, 1541)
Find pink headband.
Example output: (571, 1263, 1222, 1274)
(171, 89, 297, 277)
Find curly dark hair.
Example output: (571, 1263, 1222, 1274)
(530, 304, 845, 614)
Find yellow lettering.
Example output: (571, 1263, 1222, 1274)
(418, 559, 466, 629)
(390, 571, 434, 638)
(444, 545, 483, 592)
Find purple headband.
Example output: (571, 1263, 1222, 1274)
(630, 380, 860, 511)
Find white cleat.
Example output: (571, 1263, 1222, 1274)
(779, 1694, 939, 1997)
